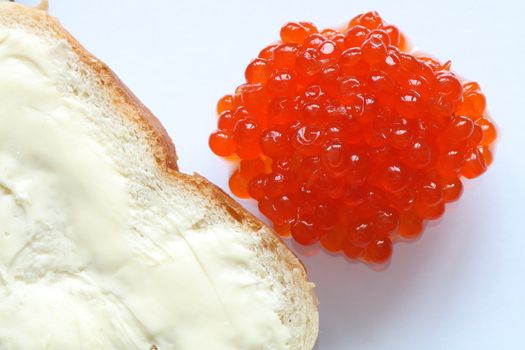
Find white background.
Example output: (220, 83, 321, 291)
(20, 0, 525, 349)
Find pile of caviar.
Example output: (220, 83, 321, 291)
(209, 11, 496, 264)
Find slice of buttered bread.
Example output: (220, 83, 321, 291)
(0, 2, 318, 350)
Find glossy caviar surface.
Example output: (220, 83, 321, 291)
(209, 11, 496, 264)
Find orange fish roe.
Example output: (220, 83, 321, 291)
(209, 11, 497, 264)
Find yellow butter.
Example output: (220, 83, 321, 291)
(0, 29, 289, 350)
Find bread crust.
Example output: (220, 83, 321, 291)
(0, 3, 319, 349)
(1, 3, 180, 172)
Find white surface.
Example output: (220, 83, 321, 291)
(18, 0, 525, 349)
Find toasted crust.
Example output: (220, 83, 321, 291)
(0, 2, 319, 349)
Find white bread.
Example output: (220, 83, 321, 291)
(0, 2, 318, 349)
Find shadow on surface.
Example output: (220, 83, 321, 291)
(290, 203, 471, 349)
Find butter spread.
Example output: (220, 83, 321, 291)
(0, 30, 289, 349)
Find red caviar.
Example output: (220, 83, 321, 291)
(209, 11, 497, 264)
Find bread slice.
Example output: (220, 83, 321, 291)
(0, 2, 318, 349)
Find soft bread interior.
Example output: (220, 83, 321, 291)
(0, 3, 318, 350)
